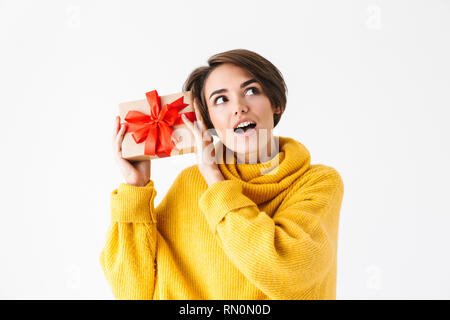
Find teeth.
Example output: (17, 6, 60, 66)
(235, 121, 255, 129)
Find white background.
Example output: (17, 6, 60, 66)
(0, 0, 449, 299)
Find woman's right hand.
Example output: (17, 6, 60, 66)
(112, 116, 151, 187)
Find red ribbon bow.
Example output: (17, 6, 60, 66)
(124, 90, 197, 158)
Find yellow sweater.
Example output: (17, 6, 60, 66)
(99, 136, 344, 300)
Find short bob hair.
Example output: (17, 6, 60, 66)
(182, 49, 287, 136)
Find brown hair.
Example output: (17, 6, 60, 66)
(182, 49, 287, 135)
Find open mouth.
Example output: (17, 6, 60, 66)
(233, 122, 257, 136)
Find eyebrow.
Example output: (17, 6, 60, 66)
(208, 79, 258, 100)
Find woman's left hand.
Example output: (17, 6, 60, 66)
(181, 99, 225, 186)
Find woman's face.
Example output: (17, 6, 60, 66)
(204, 63, 281, 162)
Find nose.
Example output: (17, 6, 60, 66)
(234, 97, 248, 114)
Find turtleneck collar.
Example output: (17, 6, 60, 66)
(213, 136, 311, 205)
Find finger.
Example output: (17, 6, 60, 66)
(171, 136, 177, 150)
(192, 99, 205, 131)
(181, 114, 194, 131)
(193, 99, 203, 121)
(192, 101, 213, 141)
(115, 123, 127, 153)
(171, 135, 180, 144)
(184, 115, 202, 141)
(113, 116, 120, 141)
(187, 104, 203, 134)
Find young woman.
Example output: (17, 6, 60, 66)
(100, 49, 344, 300)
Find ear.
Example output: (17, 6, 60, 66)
(273, 106, 282, 115)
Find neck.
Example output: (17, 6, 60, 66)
(235, 135, 279, 164)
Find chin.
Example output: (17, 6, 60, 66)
(225, 135, 260, 162)
(220, 127, 272, 160)
(236, 144, 259, 155)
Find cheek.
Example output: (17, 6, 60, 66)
(250, 98, 274, 125)
(209, 108, 228, 127)
(208, 110, 228, 139)
(208, 111, 235, 142)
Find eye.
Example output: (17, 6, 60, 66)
(214, 95, 227, 105)
(245, 87, 259, 95)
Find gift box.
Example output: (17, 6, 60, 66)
(118, 90, 197, 161)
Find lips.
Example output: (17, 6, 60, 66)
(234, 126, 257, 137)
(232, 118, 257, 129)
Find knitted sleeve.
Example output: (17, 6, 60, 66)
(99, 180, 157, 300)
(198, 168, 344, 300)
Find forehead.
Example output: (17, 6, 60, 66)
(204, 64, 255, 93)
